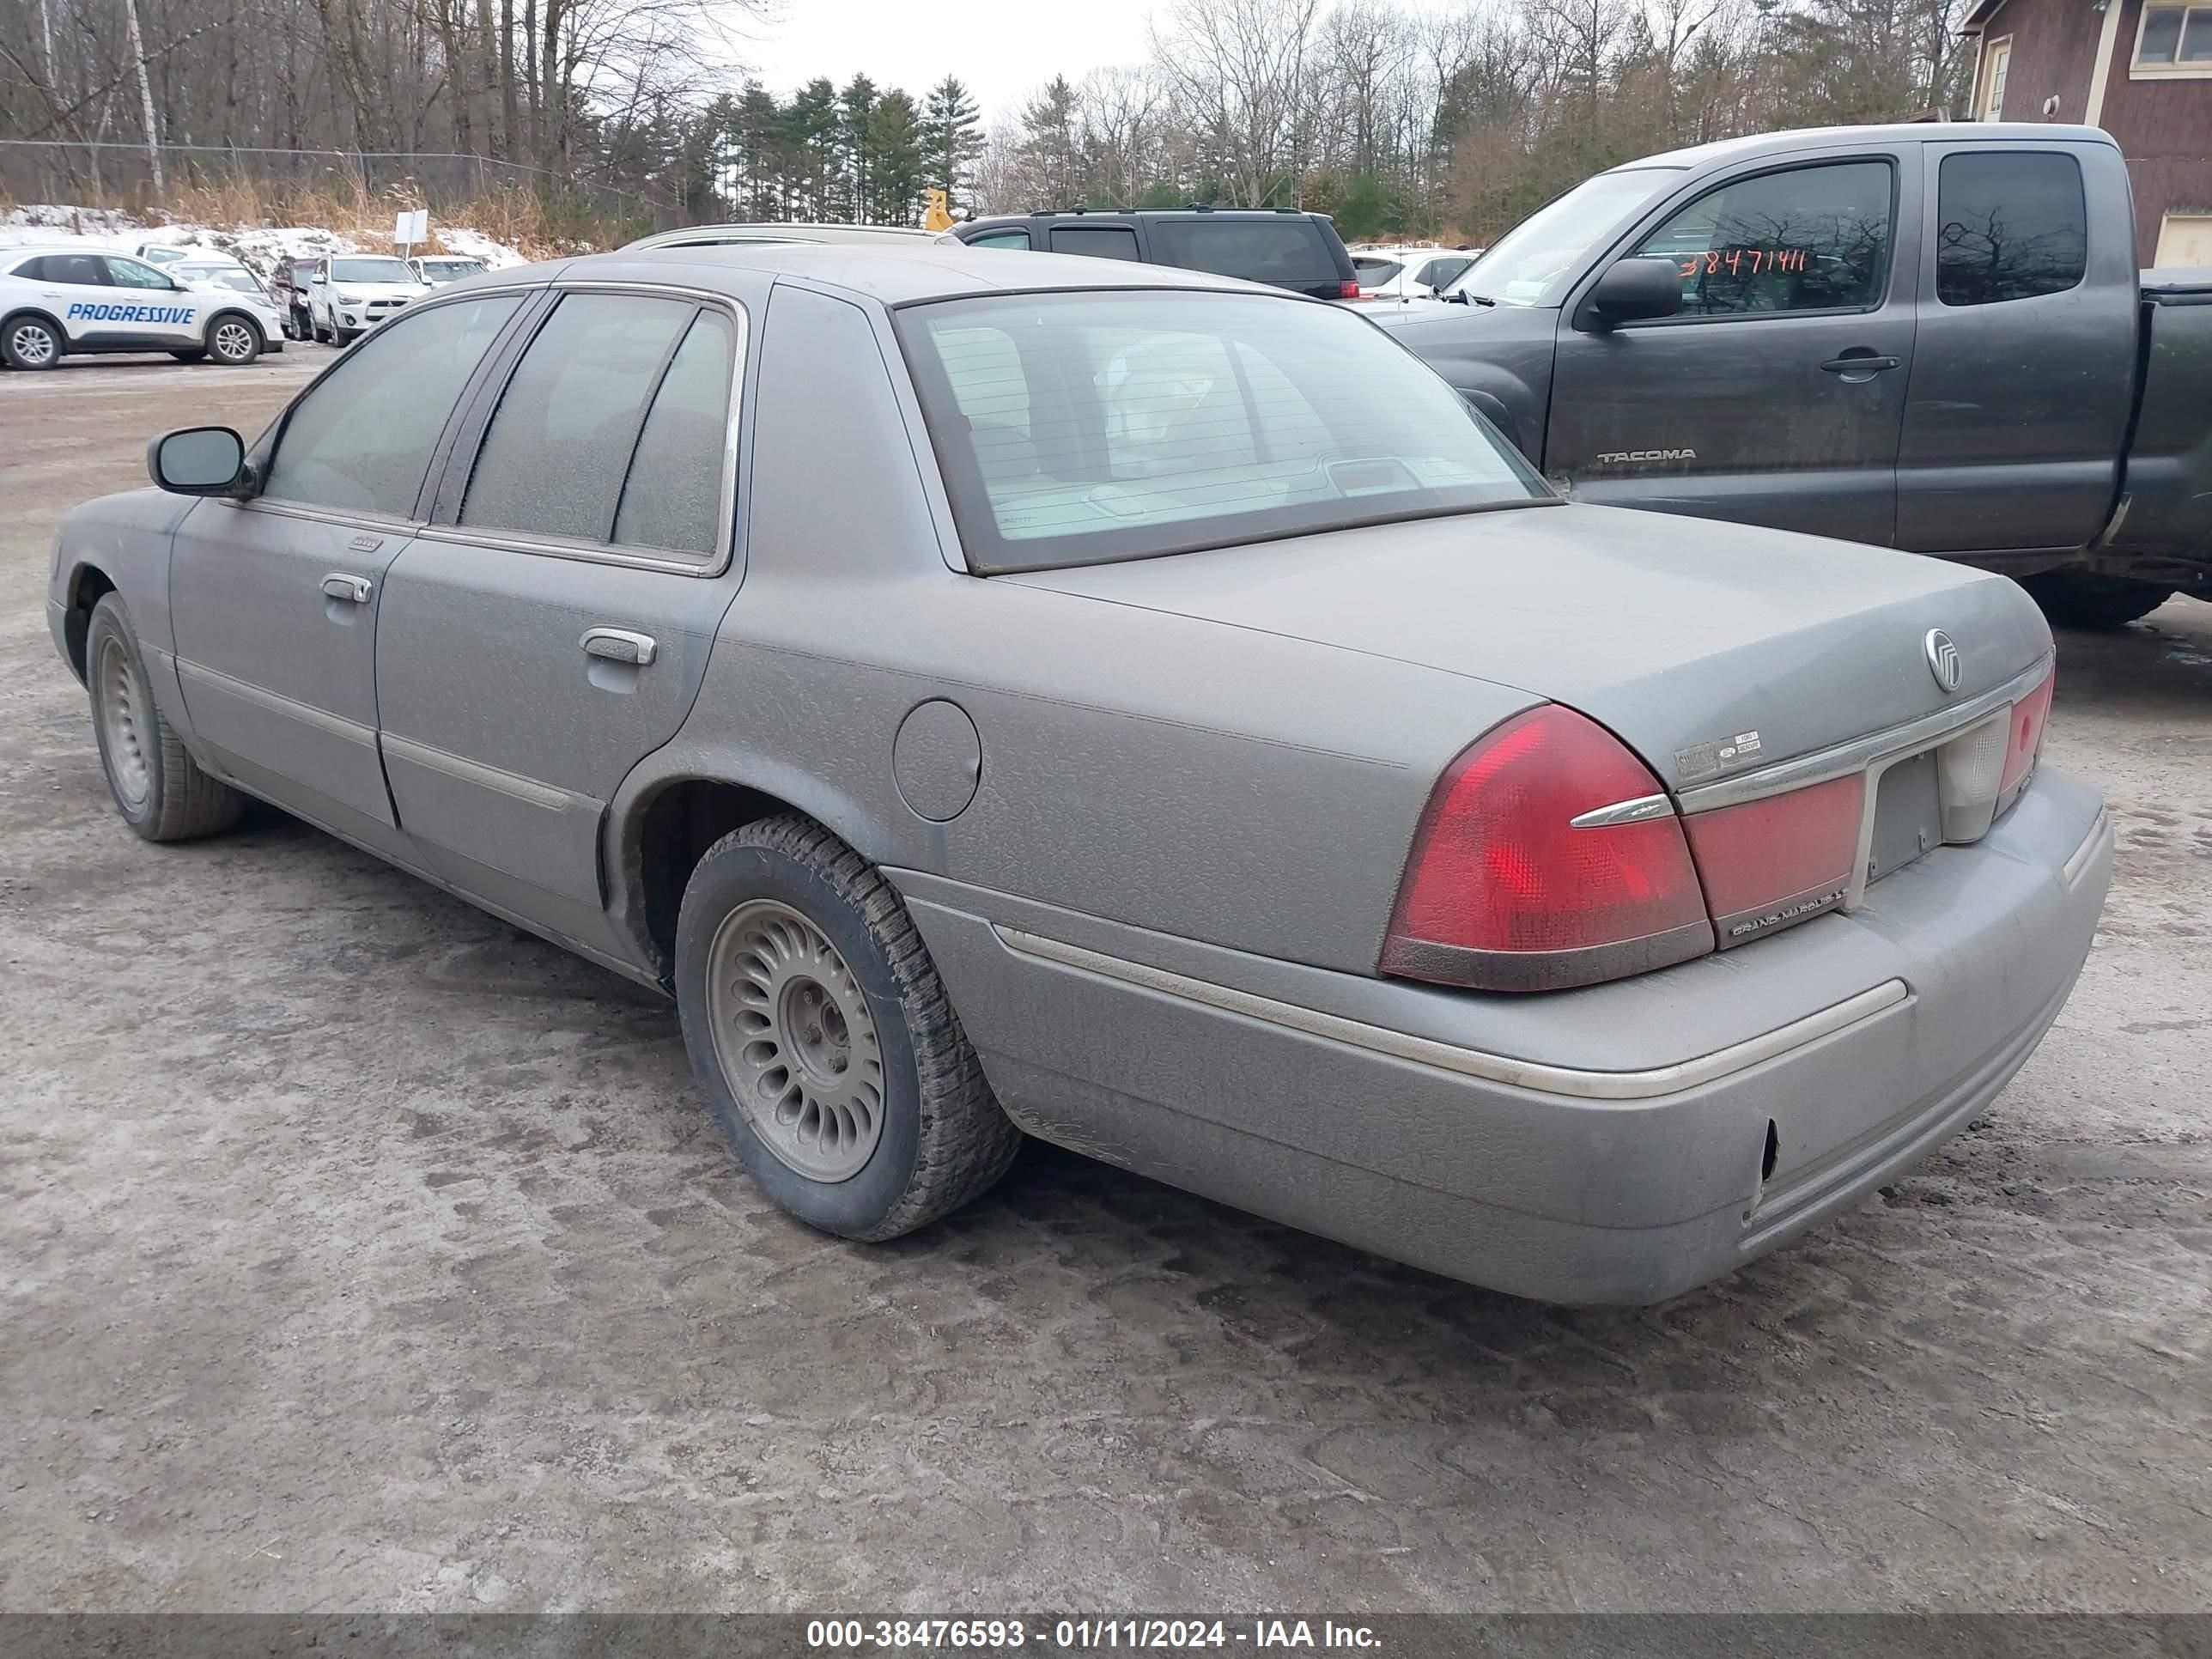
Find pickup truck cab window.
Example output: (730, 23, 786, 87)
(1630, 160, 1894, 317)
(263, 292, 523, 517)
(1936, 151, 2087, 307)
(459, 291, 724, 550)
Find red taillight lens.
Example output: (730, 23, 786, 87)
(1682, 775, 1865, 946)
(2000, 665, 2055, 794)
(1380, 706, 1713, 992)
(1339, 279, 1362, 298)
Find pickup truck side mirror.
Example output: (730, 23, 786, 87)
(148, 426, 249, 497)
(1581, 258, 1684, 331)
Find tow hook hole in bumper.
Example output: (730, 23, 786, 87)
(1747, 1119, 1780, 1219)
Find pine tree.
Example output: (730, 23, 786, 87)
(838, 74, 880, 221)
(921, 76, 984, 213)
(787, 78, 842, 220)
(866, 91, 928, 225)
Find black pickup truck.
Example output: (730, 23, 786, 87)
(1377, 123, 2211, 628)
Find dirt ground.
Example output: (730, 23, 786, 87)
(1, 350, 2207, 1615)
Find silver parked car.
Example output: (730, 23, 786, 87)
(48, 246, 2111, 1304)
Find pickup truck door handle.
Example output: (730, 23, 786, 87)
(321, 573, 373, 604)
(1820, 353, 1901, 375)
(580, 627, 656, 666)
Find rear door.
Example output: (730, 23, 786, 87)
(373, 282, 752, 961)
(1895, 141, 2131, 554)
(167, 289, 532, 850)
(1047, 222, 1141, 262)
(1545, 150, 1919, 546)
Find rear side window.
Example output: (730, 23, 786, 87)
(1936, 151, 2087, 307)
(1050, 226, 1140, 261)
(1632, 161, 1894, 315)
(611, 309, 739, 555)
(460, 294, 696, 543)
(263, 294, 523, 518)
(966, 229, 1031, 250)
(27, 253, 108, 286)
(1149, 221, 1342, 289)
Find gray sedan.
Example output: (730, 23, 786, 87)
(47, 246, 2112, 1304)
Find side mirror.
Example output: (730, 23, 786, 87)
(148, 426, 247, 496)
(1582, 257, 1684, 330)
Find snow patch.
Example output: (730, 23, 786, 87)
(2, 204, 529, 282)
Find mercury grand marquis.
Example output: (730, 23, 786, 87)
(47, 245, 2112, 1304)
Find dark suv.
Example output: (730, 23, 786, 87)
(945, 208, 1361, 301)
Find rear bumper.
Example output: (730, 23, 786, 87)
(896, 767, 2112, 1305)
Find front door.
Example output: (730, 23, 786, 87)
(168, 289, 531, 848)
(1546, 154, 1917, 547)
(96, 254, 204, 349)
(374, 286, 749, 962)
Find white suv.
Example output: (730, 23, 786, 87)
(0, 246, 272, 369)
(305, 255, 433, 344)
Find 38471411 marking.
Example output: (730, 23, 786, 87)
(65, 302, 196, 324)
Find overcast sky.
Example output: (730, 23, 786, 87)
(731, 0, 1159, 125)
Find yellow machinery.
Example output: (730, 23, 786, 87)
(921, 189, 954, 233)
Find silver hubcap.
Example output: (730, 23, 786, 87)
(706, 899, 884, 1182)
(10, 322, 55, 365)
(95, 635, 152, 810)
(213, 322, 253, 361)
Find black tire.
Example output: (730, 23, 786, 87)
(3, 313, 64, 370)
(312, 313, 331, 343)
(170, 348, 206, 362)
(2019, 570, 2175, 631)
(205, 313, 262, 366)
(85, 594, 245, 842)
(674, 814, 1021, 1242)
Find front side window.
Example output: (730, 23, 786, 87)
(1050, 226, 1141, 261)
(1936, 152, 2087, 307)
(2136, 4, 2212, 66)
(460, 293, 699, 544)
(1414, 257, 1473, 289)
(1631, 160, 1894, 317)
(105, 257, 173, 289)
(898, 289, 1547, 573)
(331, 257, 416, 284)
(262, 293, 523, 517)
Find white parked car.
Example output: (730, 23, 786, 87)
(410, 255, 490, 285)
(0, 245, 274, 368)
(168, 259, 290, 350)
(1349, 246, 1483, 303)
(304, 254, 432, 343)
(130, 242, 194, 267)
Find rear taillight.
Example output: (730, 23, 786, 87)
(1682, 775, 1865, 947)
(1380, 706, 1714, 993)
(2001, 665, 2055, 795)
(1339, 279, 1362, 298)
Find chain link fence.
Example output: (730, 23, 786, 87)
(0, 139, 653, 227)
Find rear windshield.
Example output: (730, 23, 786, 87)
(1149, 220, 1342, 288)
(332, 257, 415, 283)
(896, 289, 1547, 573)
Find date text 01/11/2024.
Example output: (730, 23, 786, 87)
(804, 1619, 1383, 1649)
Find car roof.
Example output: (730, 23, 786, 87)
(2, 244, 119, 260)
(1620, 120, 2119, 172)
(624, 222, 936, 252)
(969, 208, 1333, 224)
(544, 241, 1276, 305)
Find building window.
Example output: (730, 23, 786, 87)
(1980, 36, 2013, 117)
(2134, 3, 2212, 73)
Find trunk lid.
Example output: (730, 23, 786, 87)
(1006, 503, 2052, 790)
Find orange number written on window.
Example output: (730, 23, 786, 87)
(1677, 246, 1808, 277)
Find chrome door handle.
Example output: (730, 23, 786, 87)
(580, 627, 656, 666)
(321, 573, 373, 603)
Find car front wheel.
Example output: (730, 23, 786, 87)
(85, 594, 245, 841)
(3, 314, 63, 370)
(206, 315, 262, 366)
(675, 814, 1021, 1241)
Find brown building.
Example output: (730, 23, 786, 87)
(1962, 0, 2212, 264)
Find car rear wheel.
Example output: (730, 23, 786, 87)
(3, 314, 63, 370)
(85, 594, 245, 841)
(2019, 570, 2175, 631)
(675, 814, 1021, 1241)
(206, 316, 262, 366)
